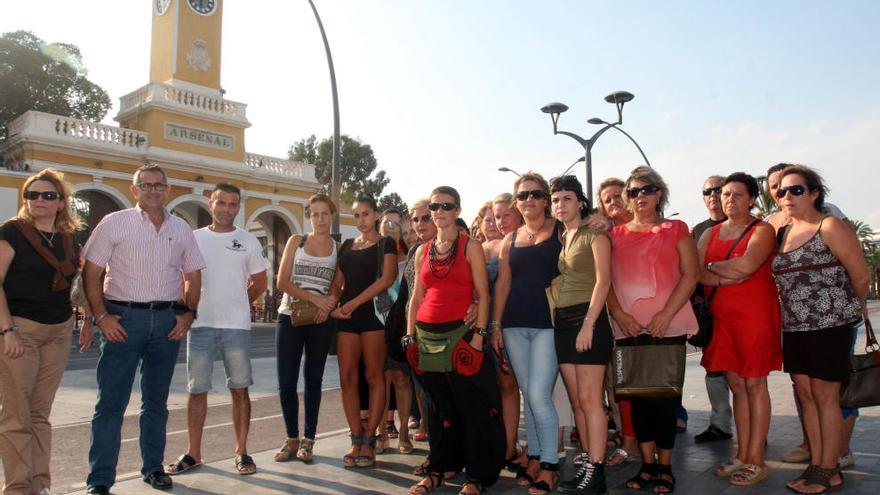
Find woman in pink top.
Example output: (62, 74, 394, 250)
(607, 166, 699, 494)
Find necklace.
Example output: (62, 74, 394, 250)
(429, 235, 459, 279)
(524, 218, 547, 241)
(37, 229, 56, 248)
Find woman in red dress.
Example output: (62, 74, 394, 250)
(697, 172, 781, 487)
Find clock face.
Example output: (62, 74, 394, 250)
(155, 0, 170, 15)
(187, 0, 216, 15)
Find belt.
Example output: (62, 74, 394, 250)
(107, 300, 175, 310)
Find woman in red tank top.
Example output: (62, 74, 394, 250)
(403, 186, 504, 495)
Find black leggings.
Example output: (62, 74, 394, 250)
(630, 396, 678, 450)
(416, 354, 506, 486)
(276, 314, 335, 439)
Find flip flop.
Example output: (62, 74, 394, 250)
(164, 454, 201, 475)
(234, 453, 257, 475)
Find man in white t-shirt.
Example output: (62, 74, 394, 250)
(164, 183, 268, 476)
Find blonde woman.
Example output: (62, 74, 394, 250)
(0, 169, 86, 495)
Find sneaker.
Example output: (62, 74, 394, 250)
(694, 425, 733, 443)
(560, 461, 606, 494)
(572, 451, 590, 465)
(838, 451, 855, 470)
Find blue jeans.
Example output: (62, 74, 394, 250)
(276, 314, 335, 439)
(504, 327, 559, 464)
(87, 303, 179, 486)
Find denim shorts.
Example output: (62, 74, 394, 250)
(187, 327, 253, 394)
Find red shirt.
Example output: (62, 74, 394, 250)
(417, 233, 473, 324)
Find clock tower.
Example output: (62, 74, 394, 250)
(150, 0, 223, 92)
(116, 0, 249, 162)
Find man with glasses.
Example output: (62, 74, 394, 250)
(82, 164, 205, 494)
(691, 175, 734, 443)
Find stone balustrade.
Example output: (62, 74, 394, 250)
(5, 111, 149, 150)
(245, 153, 316, 181)
(117, 82, 249, 127)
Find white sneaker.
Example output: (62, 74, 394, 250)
(838, 451, 855, 470)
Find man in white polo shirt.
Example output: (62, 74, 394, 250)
(164, 183, 268, 476)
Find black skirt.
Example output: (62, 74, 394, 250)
(554, 303, 613, 365)
(783, 322, 856, 383)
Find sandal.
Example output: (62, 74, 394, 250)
(527, 462, 558, 495)
(408, 472, 443, 495)
(714, 457, 744, 478)
(355, 434, 378, 468)
(793, 465, 843, 494)
(273, 437, 300, 462)
(233, 453, 256, 475)
(414, 458, 431, 476)
(730, 464, 769, 486)
(653, 464, 675, 494)
(459, 480, 484, 495)
(387, 420, 399, 438)
(374, 433, 388, 455)
(343, 433, 362, 468)
(605, 447, 631, 466)
(414, 431, 429, 442)
(164, 454, 201, 475)
(607, 430, 623, 449)
(626, 463, 658, 490)
(399, 434, 414, 454)
(515, 456, 540, 486)
(296, 437, 315, 463)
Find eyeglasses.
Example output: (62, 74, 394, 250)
(515, 189, 548, 201)
(135, 182, 168, 192)
(23, 191, 61, 201)
(776, 185, 807, 198)
(702, 186, 722, 197)
(411, 213, 432, 224)
(626, 184, 660, 198)
(427, 202, 457, 212)
(383, 219, 400, 228)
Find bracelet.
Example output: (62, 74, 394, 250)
(490, 320, 502, 331)
(92, 312, 109, 325)
(475, 327, 492, 337)
(0, 326, 18, 336)
(401, 334, 416, 349)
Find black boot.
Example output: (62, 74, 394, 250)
(572, 461, 606, 495)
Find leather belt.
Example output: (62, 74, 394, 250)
(107, 300, 175, 310)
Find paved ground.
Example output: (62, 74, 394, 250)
(7, 307, 880, 494)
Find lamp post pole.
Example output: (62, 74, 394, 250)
(306, 0, 341, 238)
(541, 91, 651, 202)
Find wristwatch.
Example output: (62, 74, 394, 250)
(401, 334, 416, 350)
(0, 326, 18, 336)
(475, 327, 493, 337)
(173, 302, 198, 320)
(91, 312, 108, 326)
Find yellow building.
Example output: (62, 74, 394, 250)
(0, 0, 354, 283)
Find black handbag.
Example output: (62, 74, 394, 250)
(612, 336, 686, 398)
(840, 318, 880, 408)
(689, 219, 761, 347)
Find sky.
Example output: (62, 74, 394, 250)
(2, 0, 879, 228)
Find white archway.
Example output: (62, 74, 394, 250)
(246, 204, 300, 235)
(72, 182, 132, 209)
(167, 193, 210, 212)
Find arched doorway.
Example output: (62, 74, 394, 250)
(171, 201, 212, 229)
(71, 188, 128, 246)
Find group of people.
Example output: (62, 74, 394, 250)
(0, 160, 869, 495)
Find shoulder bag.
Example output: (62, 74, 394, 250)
(840, 317, 880, 408)
(289, 234, 320, 326)
(612, 336, 686, 398)
(373, 236, 398, 325)
(689, 219, 761, 347)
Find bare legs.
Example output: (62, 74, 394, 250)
(184, 387, 251, 461)
(337, 330, 387, 459)
(787, 374, 844, 493)
(724, 372, 769, 467)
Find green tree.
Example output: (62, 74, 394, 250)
(378, 192, 408, 213)
(289, 134, 391, 205)
(754, 175, 778, 219)
(0, 31, 111, 141)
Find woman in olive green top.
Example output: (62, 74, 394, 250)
(547, 176, 613, 494)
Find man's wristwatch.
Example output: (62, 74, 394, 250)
(91, 312, 108, 326)
(0, 326, 18, 336)
(173, 302, 198, 320)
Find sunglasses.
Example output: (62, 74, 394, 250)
(412, 213, 432, 224)
(626, 184, 660, 198)
(776, 185, 808, 199)
(702, 186, 722, 197)
(515, 189, 548, 201)
(135, 182, 168, 192)
(23, 191, 61, 201)
(427, 202, 457, 212)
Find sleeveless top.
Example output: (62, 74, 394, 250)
(278, 235, 337, 315)
(772, 221, 861, 332)
(417, 233, 473, 323)
(502, 223, 562, 329)
(550, 224, 606, 309)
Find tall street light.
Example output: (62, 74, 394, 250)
(540, 91, 651, 201)
(497, 166, 521, 177)
(307, 0, 341, 238)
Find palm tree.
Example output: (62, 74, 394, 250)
(754, 175, 778, 219)
(848, 219, 878, 299)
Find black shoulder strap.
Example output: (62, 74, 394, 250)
(376, 236, 386, 280)
(299, 233, 308, 248)
(705, 219, 762, 304)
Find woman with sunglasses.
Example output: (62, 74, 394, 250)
(331, 194, 397, 468)
(697, 173, 781, 486)
(0, 169, 86, 495)
(491, 173, 562, 495)
(546, 175, 614, 494)
(405, 187, 503, 495)
(606, 166, 699, 494)
(772, 166, 868, 495)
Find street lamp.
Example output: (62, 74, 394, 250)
(558, 157, 585, 177)
(541, 90, 650, 201)
(498, 166, 521, 177)
(306, 0, 341, 239)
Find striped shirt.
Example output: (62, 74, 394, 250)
(82, 206, 206, 302)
